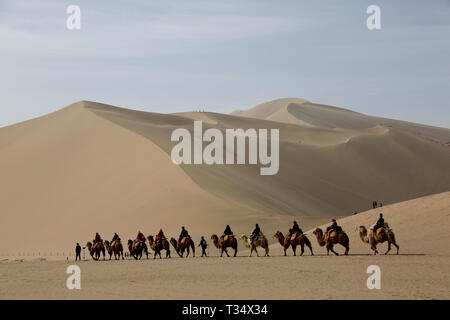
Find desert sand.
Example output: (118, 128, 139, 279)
(1, 191, 449, 299)
(0, 98, 449, 299)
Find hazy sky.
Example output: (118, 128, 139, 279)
(1, 0, 449, 128)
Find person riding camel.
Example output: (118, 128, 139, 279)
(288, 221, 303, 239)
(111, 232, 120, 244)
(156, 229, 165, 245)
(221, 225, 233, 240)
(373, 213, 385, 235)
(134, 231, 145, 246)
(326, 219, 339, 239)
(94, 232, 102, 244)
(250, 224, 261, 244)
(178, 226, 190, 243)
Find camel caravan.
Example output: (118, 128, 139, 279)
(84, 214, 399, 261)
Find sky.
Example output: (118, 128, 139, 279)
(0, 0, 449, 128)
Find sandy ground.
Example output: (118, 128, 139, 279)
(1, 192, 448, 300)
(1, 254, 448, 300)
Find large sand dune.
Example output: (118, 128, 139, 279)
(0, 100, 449, 255)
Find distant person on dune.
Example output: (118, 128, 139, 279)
(372, 200, 378, 209)
(75, 243, 81, 261)
(198, 236, 208, 257)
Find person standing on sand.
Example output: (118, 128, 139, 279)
(198, 236, 208, 257)
(75, 243, 81, 261)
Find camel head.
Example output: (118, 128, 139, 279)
(210, 234, 220, 248)
(240, 234, 248, 241)
(359, 226, 367, 235)
(147, 235, 154, 244)
(274, 231, 283, 239)
(127, 239, 133, 248)
(86, 242, 92, 250)
(169, 237, 178, 249)
(358, 226, 370, 244)
(313, 228, 323, 237)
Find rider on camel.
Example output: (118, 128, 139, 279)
(250, 224, 261, 244)
(134, 231, 145, 245)
(94, 232, 102, 244)
(156, 229, 165, 245)
(179, 226, 190, 243)
(221, 225, 233, 240)
(373, 213, 385, 235)
(326, 219, 339, 239)
(288, 221, 303, 238)
(111, 232, 120, 244)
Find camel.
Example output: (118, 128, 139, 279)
(86, 241, 105, 261)
(127, 239, 149, 260)
(313, 227, 349, 256)
(104, 239, 124, 260)
(147, 235, 171, 259)
(211, 234, 237, 257)
(274, 231, 313, 256)
(170, 237, 195, 258)
(359, 224, 399, 255)
(104, 240, 114, 260)
(240, 233, 269, 257)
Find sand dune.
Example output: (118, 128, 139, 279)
(0, 100, 449, 256)
(233, 98, 450, 145)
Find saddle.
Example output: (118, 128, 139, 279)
(290, 232, 301, 241)
(180, 236, 190, 245)
(224, 234, 234, 242)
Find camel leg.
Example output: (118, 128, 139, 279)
(186, 247, 190, 258)
(300, 244, 304, 256)
(308, 244, 314, 256)
(329, 244, 339, 256)
(385, 242, 391, 255)
(255, 247, 259, 257)
(394, 243, 399, 255)
(283, 247, 287, 256)
(234, 246, 237, 257)
(292, 245, 296, 256)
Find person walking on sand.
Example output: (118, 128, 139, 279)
(75, 243, 81, 261)
(198, 236, 208, 257)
